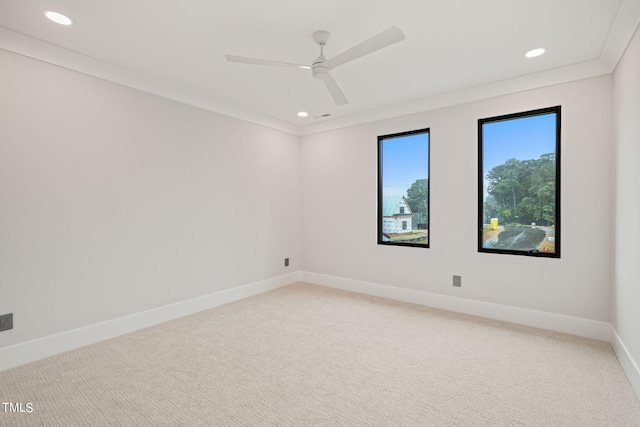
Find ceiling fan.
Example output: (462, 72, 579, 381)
(225, 27, 405, 106)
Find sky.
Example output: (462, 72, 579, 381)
(381, 131, 429, 197)
(482, 112, 557, 173)
(380, 113, 555, 199)
(482, 112, 557, 200)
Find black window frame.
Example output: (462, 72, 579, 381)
(478, 106, 561, 258)
(377, 128, 430, 248)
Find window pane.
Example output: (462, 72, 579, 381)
(378, 128, 430, 248)
(478, 106, 561, 257)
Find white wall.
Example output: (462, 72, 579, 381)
(0, 36, 636, 393)
(0, 50, 301, 349)
(613, 26, 640, 390)
(1, 38, 633, 383)
(301, 75, 613, 322)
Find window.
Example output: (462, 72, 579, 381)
(478, 106, 561, 257)
(378, 128, 430, 247)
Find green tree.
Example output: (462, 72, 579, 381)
(484, 195, 499, 223)
(485, 153, 556, 226)
(406, 178, 428, 225)
(516, 196, 537, 224)
(486, 158, 523, 216)
(500, 207, 513, 224)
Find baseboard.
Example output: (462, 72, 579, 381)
(301, 271, 612, 341)
(611, 327, 640, 399)
(0, 271, 301, 372)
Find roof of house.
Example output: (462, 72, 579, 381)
(382, 195, 412, 217)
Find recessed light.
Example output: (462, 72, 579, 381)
(297, 111, 308, 117)
(44, 10, 73, 26)
(525, 48, 545, 58)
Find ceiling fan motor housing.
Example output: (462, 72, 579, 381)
(312, 55, 331, 80)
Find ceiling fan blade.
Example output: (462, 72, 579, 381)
(320, 73, 349, 105)
(326, 26, 405, 69)
(225, 55, 310, 69)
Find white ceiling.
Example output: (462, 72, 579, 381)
(1, 1, 639, 135)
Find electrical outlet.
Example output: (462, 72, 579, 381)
(453, 275, 462, 287)
(284, 258, 289, 267)
(0, 313, 13, 332)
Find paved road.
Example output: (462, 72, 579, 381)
(485, 226, 546, 250)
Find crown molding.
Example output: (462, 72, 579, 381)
(297, 59, 612, 136)
(3, 0, 639, 139)
(0, 27, 301, 136)
(600, 0, 640, 68)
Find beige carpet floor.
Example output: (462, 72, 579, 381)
(1, 282, 639, 426)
